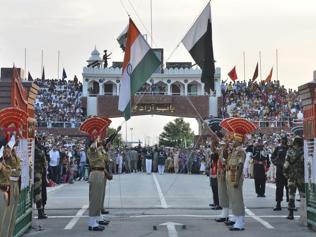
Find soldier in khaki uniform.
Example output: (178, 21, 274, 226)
(219, 118, 257, 231)
(0, 145, 12, 237)
(226, 133, 246, 231)
(215, 136, 231, 222)
(3, 137, 21, 237)
(87, 137, 109, 231)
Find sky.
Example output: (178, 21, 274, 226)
(1, 0, 316, 145)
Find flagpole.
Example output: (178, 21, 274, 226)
(243, 51, 246, 81)
(41, 49, 44, 76)
(24, 48, 27, 80)
(259, 51, 262, 81)
(58, 50, 60, 80)
(276, 49, 279, 81)
(150, 0, 153, 47)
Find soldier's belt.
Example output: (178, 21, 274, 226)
(254, 161, 264, 165)
(91, 167, 105, 171)
(9, 177, 19, 181)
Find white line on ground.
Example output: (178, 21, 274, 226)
(47, 184, 67, 193)
(152, 173, 168, 209)
(44, 214, 299, 219)
(64, 204, 88, 230)
(245, 208, 274, 229)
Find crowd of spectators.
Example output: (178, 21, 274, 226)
(221, 80, 303, 126)
(34, 78, 85, 127)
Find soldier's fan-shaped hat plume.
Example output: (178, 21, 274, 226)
(80, 116, 112, 140)
(0, 107, 28, 139)
(220, 118, 257, 142)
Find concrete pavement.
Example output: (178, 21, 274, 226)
(23, 173, 315, 237)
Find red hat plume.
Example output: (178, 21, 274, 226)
(80, 116, 112, 140)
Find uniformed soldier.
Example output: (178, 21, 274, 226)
(219, 118, 257, 231)
(34, 137, 48, 219)
(215, 135, 231, 222)
(252, 138, 269, 197)
(283, 136, 304, 220)
(227, 134, 246, 231)
(0, 145, 12, 237)
(3, 136, 21, 237)
(271, 136, 289, 211)
(87, 137, 109, 231)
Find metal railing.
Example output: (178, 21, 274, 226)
(37, 121, 81, 128)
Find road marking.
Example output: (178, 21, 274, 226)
(152, 173, 168, 208)
(160, 222, 182, 237)
(43, 214, 300, 219)
(245, 208, 274, 229)
(64, 204, 88, 230)
(47, 184, 66, 193)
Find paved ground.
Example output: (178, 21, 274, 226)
(23, 173, 315, 237)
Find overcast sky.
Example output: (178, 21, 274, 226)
(1, 0, 316, 145)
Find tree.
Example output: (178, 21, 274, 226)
(159, 118, 194, 148)
(107, 127, 123, 147)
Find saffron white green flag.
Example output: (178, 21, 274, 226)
(118, 18, 160, 121)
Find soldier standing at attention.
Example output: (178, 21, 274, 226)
(34, 137, 48, 219)
(271, 136, 289, 211)
(283, 136, 305, 221)
(87, 137, 109, 231)
(252, 138, 269, 197)
(0, 144, 12, 237)
(220, 118, 257, 231)
(227, 134, 246, 231)
(3, 136, 21, 237)
(215, 136, 231, 222)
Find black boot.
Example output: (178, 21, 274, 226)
(273, 201, 281, 211)
(287, 209, 294, 220)
(38, 209, 48, 219)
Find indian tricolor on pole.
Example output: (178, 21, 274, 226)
(118, 18, 160, 121)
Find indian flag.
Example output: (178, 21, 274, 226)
(118, 18, 160, 120)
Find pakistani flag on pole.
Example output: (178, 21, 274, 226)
(182, 3, 215, 93)
(118, 18, 160, 121)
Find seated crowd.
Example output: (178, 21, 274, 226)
(34, 78, 84, 127)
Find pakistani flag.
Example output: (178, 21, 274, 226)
(182, 3, 215, 92)
(118, 18, 160, 121)
(117, 25, 128, 51)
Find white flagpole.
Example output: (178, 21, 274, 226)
(243, 51, 246, 81)
(276, 49, 279, 81)
(58, 50, 60, 80)
(259, 51, 262, 81)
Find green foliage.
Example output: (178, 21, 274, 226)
(159, 118, 194, 148)
(107, 127, 123, 146)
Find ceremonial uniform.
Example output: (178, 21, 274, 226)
(215, 143, 230, 222)
(101, 148, 112, 215)
(88, 145, 107, 230)
(0, 157, 11, 237)
(219, 117, 257, 231)
(227, 143, 246, 230)
(3, 149, 21, 237)
(271, 140, 289, 210)
(283, 138, 304, 220)
(210, 146, 220, 209)
(34, 143, 48, 219)
(252, 143, 269, 197)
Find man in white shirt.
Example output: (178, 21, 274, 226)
(49, 147, 60, 184)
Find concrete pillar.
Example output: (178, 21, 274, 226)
(167, 84, 171, 95)
(116, 83, 120, 95)
(99, 82, 104, 95)
(201, 83, 205, 96)
(184, 84, 188, 96)
(82, 78, 88, 96)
